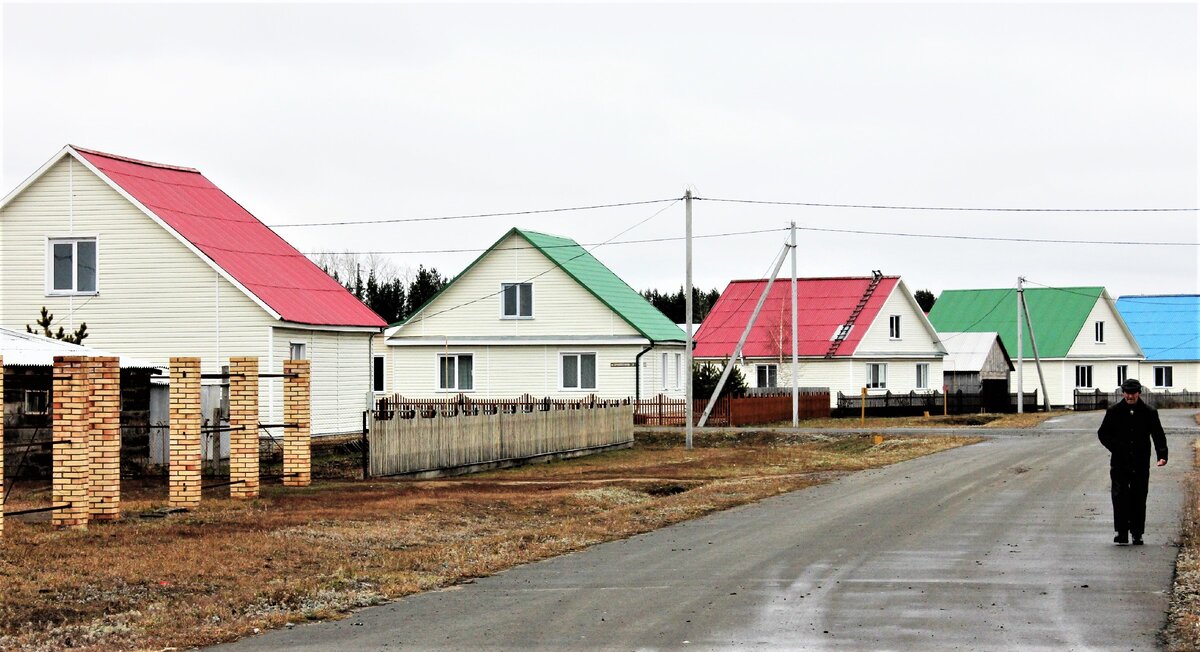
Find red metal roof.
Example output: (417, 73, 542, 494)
(74, 147, 385, 328)
(693, 276, 900, 358)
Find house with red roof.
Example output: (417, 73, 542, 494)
(0, 145, 386, 436)
(694, 274, 946, 407)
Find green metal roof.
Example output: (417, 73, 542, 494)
(928, 287, 1105, 359)
(398, 228, 685, 342)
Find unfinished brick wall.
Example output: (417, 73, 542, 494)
(88, 357, 121, 521)
(228, 357, 260, 499)
(283, 359, 311, 487)
(169, 357, 202, 509)
(52, 356, 90, 529)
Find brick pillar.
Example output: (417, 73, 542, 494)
(88, 356, 122, 521)
(53, 356, 90, 529)
(283, 359, 311, 487)
(228, 357, 260, 499)
(169, 357, 202, 509)
(0, 355, 5, 537)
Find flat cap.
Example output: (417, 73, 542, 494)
(1121, 378, 1143, 393)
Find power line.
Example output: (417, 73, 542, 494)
(272, 197, 683, 227)
(696, 196, 1199, 213)
(792, 225, 1198, 247)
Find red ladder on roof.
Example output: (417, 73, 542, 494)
(824, 271, 884, 358)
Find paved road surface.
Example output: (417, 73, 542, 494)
(212, 410, 1197, 651)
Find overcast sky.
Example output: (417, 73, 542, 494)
(2, 3, 1196, 302)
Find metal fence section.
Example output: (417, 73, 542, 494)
(835, 389, 1041, 417)
(1074, 389, 1200, 411)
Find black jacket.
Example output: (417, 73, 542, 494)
(1097, 399, 1167, 469)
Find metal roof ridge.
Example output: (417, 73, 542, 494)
(726, 275, 900, 283)
(69, 145, 200, 173)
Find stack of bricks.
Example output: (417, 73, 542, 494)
(52, 356, 90, 529)
(283, 359, 311, 487)
(88, 357, 122, 521)
(169, 357, 202, 509)
(228, 357, 260, 499)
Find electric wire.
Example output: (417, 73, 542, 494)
(695, 196, 1199, 212)
(273, 197, 684, 227)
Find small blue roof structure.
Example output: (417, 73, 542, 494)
(1115, 295, 1200, 361)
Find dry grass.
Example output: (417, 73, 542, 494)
(1166, 434, 1200, 650)
(759, 410, 1065, 430)
(0, 433, 977, 651)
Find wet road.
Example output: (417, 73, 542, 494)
(212, 410, 1197, 651)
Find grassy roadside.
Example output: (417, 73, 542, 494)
(1164, 413, 1200, 651)
(0, 432, 978, 651)
(751, 410, 1065, 430)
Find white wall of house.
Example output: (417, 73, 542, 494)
(710, 356, 944, 408)
(1066, 299, 1141, 359)
(271, 327, 372, 436)
(1135, 361, 1200, 394)
(855, 283, 943, 356)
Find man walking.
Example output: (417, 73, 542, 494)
(1098, 378, 1168, 545)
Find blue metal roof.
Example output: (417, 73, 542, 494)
(1115, 295, 1200, 361)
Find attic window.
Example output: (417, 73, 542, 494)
(47, 237, 97, 295)
(501, 283, 533, 319)
(831, 324, 852, 340)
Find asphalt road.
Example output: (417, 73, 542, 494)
(212, 409, 1198, 651)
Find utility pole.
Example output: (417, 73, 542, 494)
(1016, 276, 1024, 413)
(1020, 290, 1051, 412)
(685, 189, 694, 450)
(790, 222, 799, 426)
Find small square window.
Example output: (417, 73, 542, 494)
(562, 353, 597, 390)
(47, 237, 98, 295)
(756, 364, 778, 388)
(24, 390, 49, 415)
(289, 342, 307, 360)
(438, 354, 473, 391)
(1154, 366, 1173, 388)
(501, 283, 533, 318)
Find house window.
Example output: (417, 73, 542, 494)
(438, 354, 474, 391)
(289, 342, 306, 360)
(47, 237, 97, 294)
(24, 390, 49, 415)
(756, 364, 778, 388)
(661, 353, 670, 390)
(660, 353, 682, 390)
(916, 363, 930, 390)
(501, 282, 533, 318)
(1095, 321, 1105, 343)
(1154, 366, 1174, 388)
(373, 355, 386, 393)
(1075, 365, 1093, 388)
(866, 363, 887, 389)
(889, 315, 901, 340)
(562, 353, 597, 390)
(674, 353, 683, 390)
(1116, 365, 1128, 388)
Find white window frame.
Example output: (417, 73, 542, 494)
(373, 354, 386, 393)
(437, 353, 474, 392)
(889, 315, 901, 340)
(46, 236, 99, 296)
(289, 341, 307, 360)
(866, 363, 887, 389)
(916, 363, 930, 390)
(1116, 365, 1128, 388)
(1075, 364, 1093, 389)
(674, 353, 683, 390)
(561, 352, 598, 391)
(756, 364, 778, 388)
(500, 282, 534, 319)
(24, 389, 49, 415)
(1094, 321, 1105, 344)
(1154, 365, 1174, 388)
(661, 352, 670, 390)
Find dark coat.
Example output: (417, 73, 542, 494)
(1097, 399, 1167, 469)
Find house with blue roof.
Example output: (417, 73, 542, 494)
(381, 228, 687, 399)
(1115, 295, 1200, 393)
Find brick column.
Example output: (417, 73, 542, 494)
(53, 356, 90, 529)
(228, 357, 260, 499)
(88, 356, 122, 521)
(169, 357, 202, 509)
(283, 359, 311, 487)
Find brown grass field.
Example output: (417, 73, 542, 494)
(0, 432, 977, 651)
(1164, 413, 1200, 651)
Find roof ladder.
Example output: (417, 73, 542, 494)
(825, 270, 884, 358)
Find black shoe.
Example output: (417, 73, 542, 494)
(1132, 536, 1144, 545)
(1114, 532, 1129, 544)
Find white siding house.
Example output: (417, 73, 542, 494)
(383, 228, 686, 399)
(0, 146, 385, 436)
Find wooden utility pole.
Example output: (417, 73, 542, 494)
(685, 189, 694, 450)
(790, 222, 799, 426)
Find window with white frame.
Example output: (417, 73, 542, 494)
(916, 363, 930, 390)
(24, 390, 48, 415)
(562, 353, 597, 390)
(1095, 321, 1105, 343)
(1116, 365, 1128, 388)
(866, 363, 887, 389)
(501, 282, 533, 318)
(661, 352, 671, 390)
(756, 364, 778, 388)
(373, 355, 386, 393)
(438, 354, 473, 391)
(889, 315, 901, 340)
(659, 352, 682, 390)
(47, 237, 97, 294)
(674, 353, 682, 390)
(1075, 365, 1093, 388)
(289, 342, 306, 360)
(1154, 366, 1174, 388)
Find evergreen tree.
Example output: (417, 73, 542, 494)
(406, 265, 449, 317)
(914, 289, 936, 313)
(692, 362, 747, 399)
(26, 306, 89, 345)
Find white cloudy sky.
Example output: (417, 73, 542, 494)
(2, 2, 1196, 300)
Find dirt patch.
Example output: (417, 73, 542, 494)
(0, 433, 979, 651)
(1164, 437, 1200, 651)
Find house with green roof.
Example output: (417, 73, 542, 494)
(380, 228, 687, 398)
(928, 286, 1143, 408)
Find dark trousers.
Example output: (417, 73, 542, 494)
(1111, 466, 1149, 535)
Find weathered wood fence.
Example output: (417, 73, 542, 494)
(1074, 389, 1200, 411)
(369, 397, 633, 477)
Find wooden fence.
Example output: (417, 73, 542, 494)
(1074, 389, 1200, 411)
(369, 397, 633, 477)
(632, 391, 830, 426)
(835, 390, 1040, 417)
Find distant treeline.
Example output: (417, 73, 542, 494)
(640, 286, 722, 324)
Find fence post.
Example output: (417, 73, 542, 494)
(283, 359, 311, 487)
(168, 357, 202, 510)
(362, 410, 370, 480)
(88, 356, 121, 522)
(229, 356, 260, 499)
